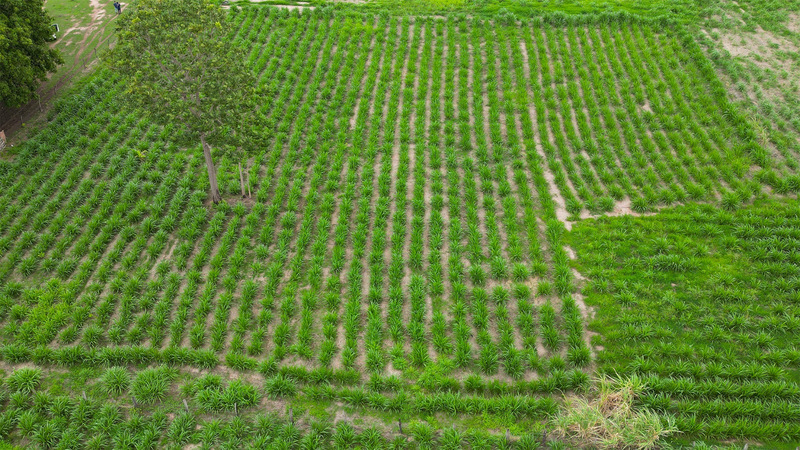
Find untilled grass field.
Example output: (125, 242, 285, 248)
(567, 199, 800, 442)
(0, 7, 795, 448)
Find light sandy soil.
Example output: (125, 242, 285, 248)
(787, 13, 800, 33)
(715, 25, 797, 70)
(564, 197, 665, 230)
(572, 292, 597, 353)
(73, 0, 110, 60)
(54, 0, 107, 48)
(597, 197, 655, 218)
(89, 0, 107, 21)
(704, 1, 800, 103)
(272, 4, 316, 10)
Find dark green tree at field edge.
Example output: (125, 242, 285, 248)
(0, 0, 63, 108)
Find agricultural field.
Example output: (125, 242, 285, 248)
(567, 198, 800, 442)
(0, 3, 798, 449)
(324, 0, 685, 17)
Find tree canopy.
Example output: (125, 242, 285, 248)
(0, 0, 62, 108)
(107, 0, 257, 203)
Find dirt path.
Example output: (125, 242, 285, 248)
(55, 0, 109, 75)
(83, 0, 108, 52)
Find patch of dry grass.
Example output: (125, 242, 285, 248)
(553, 376, 677, 449)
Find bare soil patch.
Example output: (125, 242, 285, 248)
(786, 13, 800, 34)
(600, 197, 654, 218)
(272, 4, 316, 10)
(705, 4, 800, 109)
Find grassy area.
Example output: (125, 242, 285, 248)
(1, 0, 117, 145)
(259, 0, 705, 19)
(46, 0, 94, 29)
(565, 197, 800, 443)
(0, 363, 558, 449)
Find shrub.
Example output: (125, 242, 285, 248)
(597, 196, 615, 212)
(196, 378, 260, 412)
(32, 421, 60, 449)
(167, 412, 196, 445)
(536, 281, 553, 297)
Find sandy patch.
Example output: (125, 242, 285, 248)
(271, 4, 316, 10)
(601, 197, 656, 218)
(786, 13, 800, 33)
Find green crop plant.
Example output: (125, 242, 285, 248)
(7, 368, 41, 395)
(100, 367, 130, 397)
(130, 366, 175, 404)
(265, 374, 297, 398)
(566, 198, 800, 440)
(16, 410, 38, 438)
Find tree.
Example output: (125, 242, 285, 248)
(107, 0, 257, 203)
(0, 0, 62, 108)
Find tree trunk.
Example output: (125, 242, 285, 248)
(238, 162, 245, 198)
(200, 133, 222, 203)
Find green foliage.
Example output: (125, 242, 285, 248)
(567, 198, 800, 441)
(7, 368, 41, 395)
(0, 6, 791, 446)
(337, 0, 692, 19)
(106, 0, 258, 202)
(0, 0, 63, 107)
(264, 373, 296, 398)
(130, 366, 174, 404)
(194, 376, 260, 412)
(107, 0, 256, 140)
(100, 367, 130, 396)
(166, 412, 196, 445)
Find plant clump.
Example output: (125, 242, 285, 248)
(553, 376, 677, 449)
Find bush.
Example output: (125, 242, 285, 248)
(32, 421, 60, 449)
(167, 412, 196, 445)
(196, 378, 260, 412)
